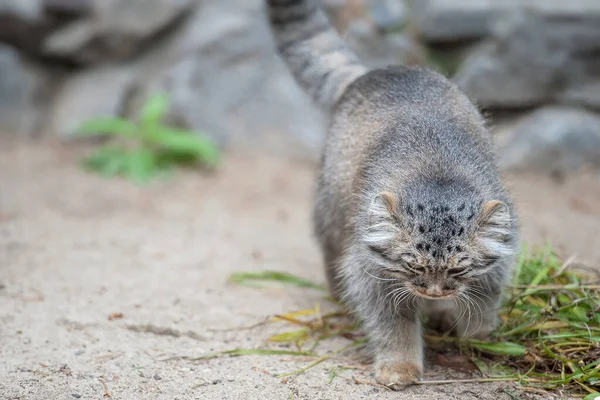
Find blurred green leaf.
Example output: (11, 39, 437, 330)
(124, 149, 158, 184)
(140, 93, 169, 131)
(83, 146, 129, 177)
(76, 118, 138, 138)
(149, 128, 220, 166)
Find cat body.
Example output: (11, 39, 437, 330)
(266, 0, 519, 388)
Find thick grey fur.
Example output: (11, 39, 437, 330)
(266, 0, 520, 389)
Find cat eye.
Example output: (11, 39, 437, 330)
(398, 253, 425, 274)
(448, 257, 471, 276)
(400, 253, 418, 264)
(404, 262, 426, 275)
(448, 266, 468, 276)
(368, 245, 401, 263)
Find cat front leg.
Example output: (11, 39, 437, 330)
(370, 305, 423, 389)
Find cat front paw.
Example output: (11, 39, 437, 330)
(375, 361, 422, 390)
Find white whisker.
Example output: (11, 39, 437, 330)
(449, 295, 467, 334)
(383, 283, 405, 302)
(362, 268, 396, 282)
(384, 287, 406, 306)
(393, 290, 413, 312)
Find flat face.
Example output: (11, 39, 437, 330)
(362, 180, 515, 301)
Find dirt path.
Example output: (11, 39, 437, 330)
(1, 140, 599, 400)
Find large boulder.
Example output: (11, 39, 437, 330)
(454, 12, 564, 108)
(367, 0, 407, 32)
(42, 0, 196, 64)
(498, 107, 600, 174)
(0, 0, 92, 56)
(0, 0, 42, 20)
(454, 10, 600, 109)
(0, 0, 44, 54)
(410, 0, 600, 42)
(47, 64, 136, 137)
(0, 44, 49, 135)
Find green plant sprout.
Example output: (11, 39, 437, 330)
(74, 93, 220, 184)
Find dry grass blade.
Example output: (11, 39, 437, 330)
(199, 348, 317, 360)
(159, 348, 317, 362)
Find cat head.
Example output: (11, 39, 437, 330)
(361, 189, 515, 299)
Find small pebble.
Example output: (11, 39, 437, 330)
(107, 312, 124, 321)
(71, 394, 82, 399)
(74, 350, 84, 356)
(154, 374, 162, 381)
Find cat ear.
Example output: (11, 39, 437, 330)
(475, 200, 513, 255)
(364, 192, 401, 247)
(368, 191, 400, 226)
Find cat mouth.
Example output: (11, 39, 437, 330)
(411, 289, 458, 300)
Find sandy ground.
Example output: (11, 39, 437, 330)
(1, 139, 600, 400)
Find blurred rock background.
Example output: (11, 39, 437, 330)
(1, 0, 599, 173)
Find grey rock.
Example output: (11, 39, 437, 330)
(410, 0, 600, 42)
(545, 17, 600, 110)
(43, 0, 195, 64)
(49, 64, 135, 136)
(559, 80, 600, 110)
(454, 12, 565, 108)
(0, 0, 93, 56)
(455, 10, 600, 109)
(498, 107, 600, 173)
(367, 0, 407, 31)
(43, 20, 94, 59)
(321, 0, 346, 6)
(411, 0, 498, 41)
(0, 0, 42, 21)
(0, 44, 48, 135)
(554, 28, 600, 110)
(44, 0, 94, 16)
(0, 0, 48, 54)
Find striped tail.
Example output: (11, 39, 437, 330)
(267, 0, 368, 111)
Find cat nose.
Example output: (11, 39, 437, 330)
(425, 285, 444, 297)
